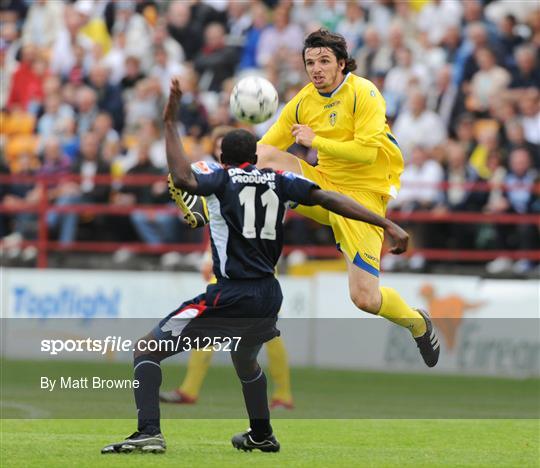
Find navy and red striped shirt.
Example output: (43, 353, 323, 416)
(191, 161, 318, 280)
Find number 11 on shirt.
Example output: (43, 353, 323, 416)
(239, 187, 279, 240)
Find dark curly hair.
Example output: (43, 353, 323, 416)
(221, 129, 257, 165)
(302, 29, 357, 74)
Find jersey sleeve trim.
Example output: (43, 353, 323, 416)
(295, 98, 303, 124)
(387, 133, 400, 148)
(191, 160, 223, 174)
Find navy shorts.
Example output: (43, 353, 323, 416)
(153, 276, 282, 354)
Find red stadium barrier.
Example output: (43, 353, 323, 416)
(1, 174, 538, 268)
(2, 173, 539, 191)
(1, 203, 538, 224)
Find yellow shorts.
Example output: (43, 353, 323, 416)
(298, 160, 388, 277)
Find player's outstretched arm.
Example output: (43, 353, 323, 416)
(163, 78, 198, 192)
(309, 189, 409, 254)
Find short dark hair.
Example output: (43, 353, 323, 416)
(302, 29, 357, 74)
(220, 129, 257, 165)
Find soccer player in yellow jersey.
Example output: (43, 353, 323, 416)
(256, 29, 439, 366)
(173, 29, 439, 367)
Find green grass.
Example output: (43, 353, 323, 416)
(2, 359, 539, 419)
(1, 360, 539, 466)
(1, 419, 539, 467)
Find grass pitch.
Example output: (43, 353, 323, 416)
(1, 360, 539, 466)
(2, 419, 539, 467)
(2, 360, 539, 419)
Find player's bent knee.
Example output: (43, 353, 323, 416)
(233, 359, 260, 381)
(231, 349, 261, 380)
(350, 290, 380, 314)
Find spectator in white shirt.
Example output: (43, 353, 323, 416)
(394, 145, 444, 211)
(102, 32, 128, 85)
(366, 0, 394, 40)
(22, 0, 64, 48)
(257, 5, 304, 68)
(291, 0, 325, 30)
(152, 20, 185, 65)
(383, 47, 430, 116)
(118, 2, 154, 73)
(374, 21, 419, 75)
(336, 2, 366, 55)
(50, 5, 92, 78)
(149, 45, 185, 96)
(385, 145, 444, 271)
(393, 89, 448, 160)
(468, 47, 511, 113)
(416, 0, 463, 46)
(518, 89, 540, 145)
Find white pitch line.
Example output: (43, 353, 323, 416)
(2, 401, 50, 418)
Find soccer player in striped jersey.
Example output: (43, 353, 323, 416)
(161, 128, 294, 410)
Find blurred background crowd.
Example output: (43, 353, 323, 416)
(1, 0, 539, 274)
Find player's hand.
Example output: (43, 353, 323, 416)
(163, 77, 182, 123)
(384, 221, 409, 255)
(291, 124, 316, 147)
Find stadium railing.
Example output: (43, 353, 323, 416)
(1, 173, 539, 268)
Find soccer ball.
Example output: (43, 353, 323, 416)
(230, 76, 279, 124)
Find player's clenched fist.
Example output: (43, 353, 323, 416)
(291, 124, 316, 147)
(384, 221, 409, 255)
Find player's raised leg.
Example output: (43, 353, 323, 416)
(167, 141, 301, 230)
(256, 144, 303, 174)
(167, 174, 209, 228)
(230, 344, 280, 452)
(168, 141, 328, 229)
(346, 259, 440, 367)
(257, 144, 331, 225)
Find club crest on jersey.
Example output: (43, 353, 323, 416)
(329, 112, 337, 126)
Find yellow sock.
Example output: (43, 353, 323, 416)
(179, 349, 214, 398)
(293, 204, 331, 226)
(266, 336, 293, 403)
(379, 287, 426, 338)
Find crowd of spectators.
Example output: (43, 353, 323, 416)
(1, 0, 539, 273)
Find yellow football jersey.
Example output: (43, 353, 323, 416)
(260, 73, 404, 197)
